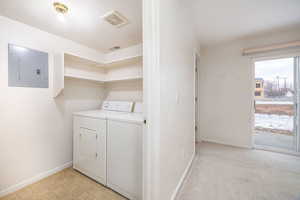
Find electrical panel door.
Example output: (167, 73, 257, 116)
(8, 44, 49, 88)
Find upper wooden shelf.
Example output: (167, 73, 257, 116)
(64, 43, 143, 68)
(64, 73, 142, 83)
(64, 53, 142, 68)
(64, 54, 103, 67)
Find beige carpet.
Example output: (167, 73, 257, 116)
(178, 142, 300, 200)
(0, 168, 126, 200)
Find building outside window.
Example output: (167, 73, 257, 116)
(255, 78, 264, 99)
(255, 91, 261, 96)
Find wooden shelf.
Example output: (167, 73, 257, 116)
(64, 53, 104, 68)
(105, 76, 143, 82)
(104, 55, 142, 67)
(64, 53, 142, 68)
(64, 74, 142, 83)
(64, 73, 104, 83)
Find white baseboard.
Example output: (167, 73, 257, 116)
(171, 152, 195, 200)
(0, 161, 73, 198)
(201, 138, 252, 149)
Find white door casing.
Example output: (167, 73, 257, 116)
(143, 0, 161, 199)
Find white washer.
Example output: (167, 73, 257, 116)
(73, 114, 107, 184)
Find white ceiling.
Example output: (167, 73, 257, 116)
(0, 0, 142, 52)
(1, 0, 300, 50)
(192, 0, 300, 46)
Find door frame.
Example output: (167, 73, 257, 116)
(251, 52, 300, 155)
(294, 56, 300, 153)
(142, 0, 161, 199)
(194, 51, 200, 143)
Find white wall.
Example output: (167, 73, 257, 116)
(64, 59, 106, 81)
(104, 57, 143, 102)
(0, 16, 105, 195)
(198, 28, 300, 148)
(146, 0, 199, 199)
(105, 58, 143, 81)
(104, 80, 143, 102)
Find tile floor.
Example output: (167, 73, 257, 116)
(178, 142, 300, 200)
(0, 168, 126, 200)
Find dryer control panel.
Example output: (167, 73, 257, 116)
(102, 101, 133, 112)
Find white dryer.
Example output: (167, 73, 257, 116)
(107, 103, 143, 200)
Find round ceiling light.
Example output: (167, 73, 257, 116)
(53, 2, 68, 14)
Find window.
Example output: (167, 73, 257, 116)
(256, 83, 261, 88)
(254, 57, 300, 153)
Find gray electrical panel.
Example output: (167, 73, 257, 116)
(8, 44, 49, 88)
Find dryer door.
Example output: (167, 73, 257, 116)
(107, 120, 142, 200)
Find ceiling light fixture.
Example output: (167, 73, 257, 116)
(53, 2, 68, 22)
(53, 2, 68, 14)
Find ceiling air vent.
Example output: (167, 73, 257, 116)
(102, 11, 129, 28)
